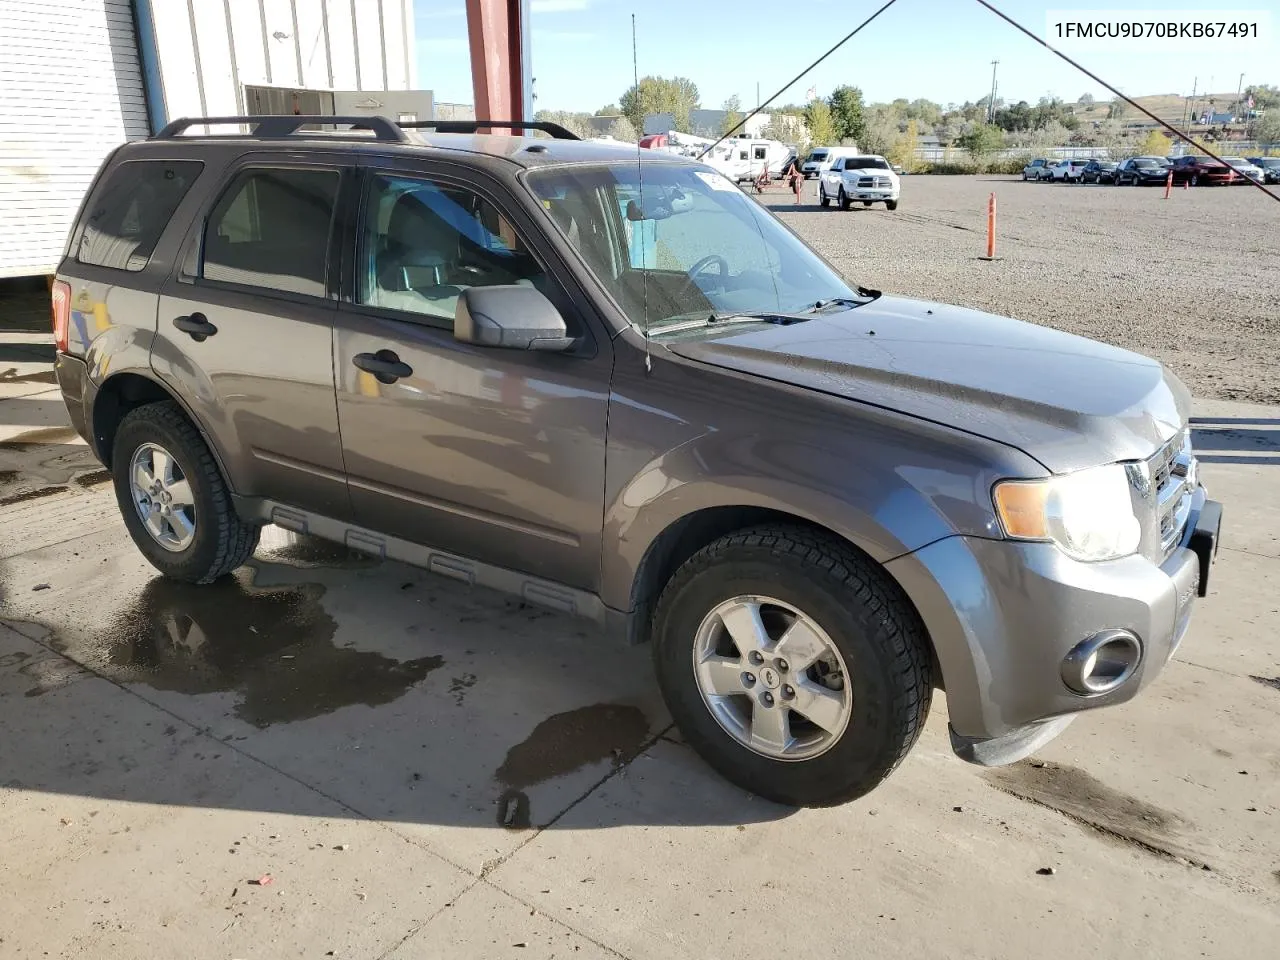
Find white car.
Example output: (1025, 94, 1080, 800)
(1049, 159, 1090, 182)
(1222, 157, 1264, 183)
(801, 145, 860, 179)
(818, 155, 901, 210)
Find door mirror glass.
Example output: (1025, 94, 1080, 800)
(454, 284, 573, 352)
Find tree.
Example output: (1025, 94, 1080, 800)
(533, 109, 593, 140)
(721, 95, 742, 136)
(827, 85, 866, 144)
(1245, 84, 1280, 110)
(1252, 111, 1280, 146)
(608, 116, 638, 142)
(619, 76, 700, 134)
(803, 99, 836, 146)
(859, 106, 900, 156)
(1107, 97, 1127, 120)
(1140, 129, 1172, 156)
(595, 104, 620, 116)
(957, 123, 1005, 158)
(1079, 93, 1095, 106)
(933, 122, 957, 147)
(888, 119, 920, 171)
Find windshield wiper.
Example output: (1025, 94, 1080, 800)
(648, 311, 800, 334)
(805, 288, 882, 313)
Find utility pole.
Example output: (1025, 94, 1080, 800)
(988, 60, 999, 123)
(1235, 72, 1245, 121)
(1186, 76, 1196, 126)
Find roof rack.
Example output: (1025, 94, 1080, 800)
(154, 115, 409, 142)
(398, 119, 580, 141)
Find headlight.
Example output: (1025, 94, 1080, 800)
(992, 464, 1140, 562)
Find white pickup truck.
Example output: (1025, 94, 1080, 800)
(818, 154, 901, 210)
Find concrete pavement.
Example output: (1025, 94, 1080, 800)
(2, 330, 1277, 959)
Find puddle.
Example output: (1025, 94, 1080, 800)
(0, 368, 58, 385)
(253, 529, 378, 570)
(0, 485, 66, 507)
(986, 760, 1185, 852)
(0, 426, 79, 450)
(71, 571, 443, 727)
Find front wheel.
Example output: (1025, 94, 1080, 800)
(1191, 173, 1200, 186)
(838, 188, 851, 211)
(652, 526, 933, 806)
(819, 185, 830, 208)
(885, 199, 899, 210)
(112, 401, 261, 584)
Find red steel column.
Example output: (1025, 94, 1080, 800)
(466, 0, 526, 126)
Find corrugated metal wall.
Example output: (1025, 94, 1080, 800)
(0, 0, 150, 278)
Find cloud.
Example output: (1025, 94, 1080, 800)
(531, 0, 590, 13)
(533, 30, 595, 42)
(417, 37, 467, 53)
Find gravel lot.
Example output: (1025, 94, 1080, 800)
(771, 176, 1280, 404)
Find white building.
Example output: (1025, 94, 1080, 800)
(0, 0, 423, 279)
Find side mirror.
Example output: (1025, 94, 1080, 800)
(454, 284, 575, 352)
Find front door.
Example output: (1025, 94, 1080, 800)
(331, 162, 611, 590)
(154, 156, 352, 519)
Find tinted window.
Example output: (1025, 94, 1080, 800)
(359, 173, 549, 325)
(848, 157, 889, 169)
(77, 160, 202, 271)
(202, 168, 339, 297)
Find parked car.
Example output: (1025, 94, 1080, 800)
(818, 154, 901, 210)
(1222, 157, 1264, 183)
(1116, 157, 1172, 185)
(1245, 156, 1280, 184)
(1048, 159, 1090, 182)
(1168, 155, 1237, 186)
(1081, 160, 1120, 184)
(801, 145, 860, 179)
(50, 114, 1220, 806)
(1022, 158, 1052, 180)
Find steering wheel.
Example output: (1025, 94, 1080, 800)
(675, 253, 729, 305)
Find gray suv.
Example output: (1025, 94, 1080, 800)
(52, 116, 1221, 806)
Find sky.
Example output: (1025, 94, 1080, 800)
(414, 0, 1277, 113)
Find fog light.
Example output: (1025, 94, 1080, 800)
(1061, 630, 1142, 695)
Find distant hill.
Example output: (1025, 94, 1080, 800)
(1071, 91, 1245, 126)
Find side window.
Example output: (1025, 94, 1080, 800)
(832, 159, 842, 172)
(359, 173, 548, 325)
(753, 146, 767, 161)
(78, 160, 203, 270)
(202, 168, 339, 297)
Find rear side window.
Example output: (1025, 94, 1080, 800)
(77, 160, 203, 270)
(202, 168, 339, 297)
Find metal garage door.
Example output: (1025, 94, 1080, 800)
(0, 0, 151, 279)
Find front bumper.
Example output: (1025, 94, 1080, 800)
(886, 489, 1221, 765)
(843, 184, 899, 201)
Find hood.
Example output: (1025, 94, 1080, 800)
(666, 296, 1189, 473)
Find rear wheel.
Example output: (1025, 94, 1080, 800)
(112, 401, 260, 584)
(652, 525, 932, 806)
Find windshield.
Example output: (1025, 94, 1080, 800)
(527, 162, 860, 334)
(848, 157, 890, 170)
(809, 150, 829, 161)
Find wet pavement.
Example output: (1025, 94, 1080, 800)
(1, 326, 1279, 958)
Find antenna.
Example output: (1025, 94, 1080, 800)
(632, 13, 651, 374)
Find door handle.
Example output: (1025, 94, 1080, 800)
(173, 312, 218, 341)
(353, 349, 413, 384)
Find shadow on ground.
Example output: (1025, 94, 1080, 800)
(1191, 417, 1280, 466)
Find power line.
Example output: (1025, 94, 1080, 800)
(696, 0, 900, 159)
(972, 0, 1279, 204)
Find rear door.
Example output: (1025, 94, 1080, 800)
(153, 153, 353, 520)
(330, 157, 612, 591)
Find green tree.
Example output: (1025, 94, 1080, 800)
(1245, 84, 1280, 110)
(827, 85, 866, 144)
(619, 76, 700, 134)
(859, 105, 900, 156)
(888, 119, 920, 171)
(533, 109, 593, 139)
(608, 116, 638, 142)
(1079, 93, 1095, 106)
(721, 94, 742, 136)
(803, 99, 836, 146)
(1252, 111, 1280, 145)
(1139, 129, 1172, 156)
(595, 104, 620, 116)
(957, 123, 1005, 158)
(1107, 97, 1127, 120)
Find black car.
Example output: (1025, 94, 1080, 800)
(1246, 156, 1280, 184)
(1117, 157, 1171, 185)
(1081, 160, 1119, 184)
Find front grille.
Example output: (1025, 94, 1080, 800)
(856, 176, 892, 189)
(1148, 430, 1194, 554)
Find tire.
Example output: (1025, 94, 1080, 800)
(838, 188, 851, 211)
(885, 199, 899, 210)
(1022, 172, 1028, 180)
(819, 185, 830, 208)
(651, 525, 932, 806)
(1191, 173, 1199, 186)
(112, 400, 261, 584)
(862, 200, 872, 207)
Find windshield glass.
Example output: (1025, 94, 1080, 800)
(527, 162, 859, 334)
(809, 150, 828, 161)
(848, 157, 890, 170)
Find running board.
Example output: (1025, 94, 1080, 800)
(253, 500, 609, 625)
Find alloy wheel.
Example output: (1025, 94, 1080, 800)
(129, 442, 196, 552)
